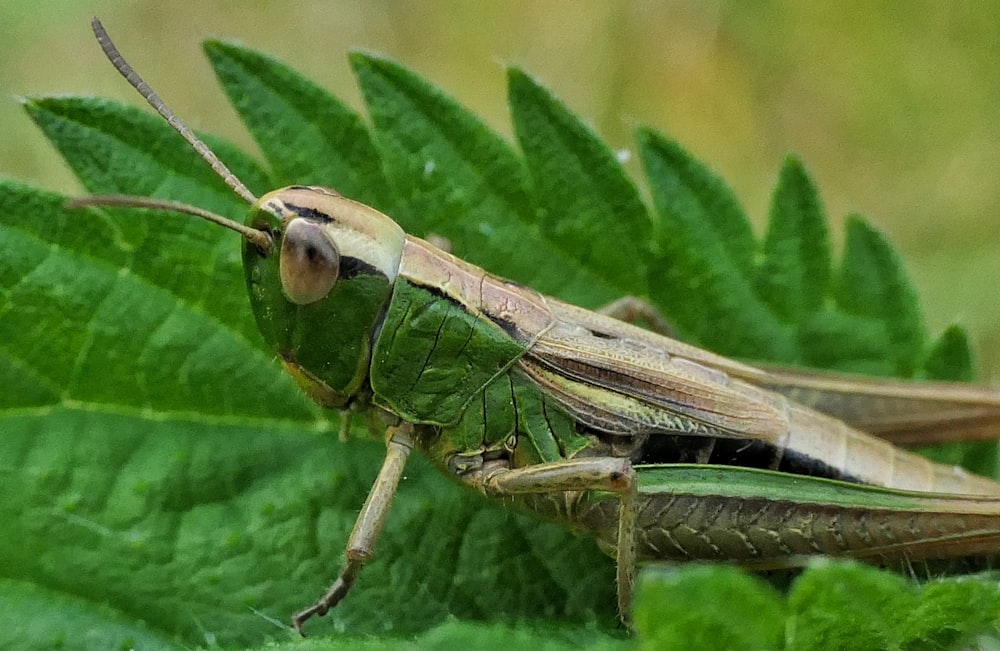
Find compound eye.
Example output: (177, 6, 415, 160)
(279, 219, 340, 305)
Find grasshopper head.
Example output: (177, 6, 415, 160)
(243, 186, 406, 407)
(80, 20, 407, 409)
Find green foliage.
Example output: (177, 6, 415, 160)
(755, 156, 831, 322)
(1, 39, 997, 650)
(637, 128, 796, 361)
(634, 561, 1000, 651)
(634, 565, 786, 651)
(507, 67, 650, 297)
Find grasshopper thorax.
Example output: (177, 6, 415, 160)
(243, 186, 406, 407)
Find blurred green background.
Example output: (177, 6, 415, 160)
(3, 1, 999, 376)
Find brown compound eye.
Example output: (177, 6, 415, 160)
(279, 219, 340, 305)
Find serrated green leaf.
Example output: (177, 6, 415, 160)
(4, 40, 999, 651)
(902, 578, 1000, 650)
(24, 96, 270, 211)
(0, 179, 311, 418)
(836, 214, 925, 376)
(23, 97, 270, 337)
(634, 565, 785, 651)
(923, 324, 974, 382)
(637, 127, 796, 360)
(635, 127, 756, 275)
(0, 408, 341, 646)
(403, 621, 627, 651)
(797, 309, 898, 375)
(786, 560, 1000, 651)
(0, 405, 617, 646)
(204, 40, 392, 209)
(635, 562, 1000, 651)
(507, 67, 651, 296)
(350, 51, 623, 306)
(756, 156, 831, 322)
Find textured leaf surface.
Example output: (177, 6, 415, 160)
(755, 156, 831, 322)
(204, 40, 391, 209)
(508, 67, 651, 297)
(786, 561, 1000, 651)
(2, 40, 997, 650)
(836, 214, 926, 375)
(350, 52, 624, 306)
(636, 562, 1000, 651)
(634, 565, 786, 651)
(637, 127, 796, 360)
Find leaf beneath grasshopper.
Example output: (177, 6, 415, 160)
(1, 44, 997, 650)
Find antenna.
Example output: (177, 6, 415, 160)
(69, 195, 272, 249)
(74, 18, 272, 252)
(90, 17, 258, 206)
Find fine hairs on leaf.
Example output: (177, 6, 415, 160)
(0, 33, 997, 651)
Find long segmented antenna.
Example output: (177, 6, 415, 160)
(69, 195, 272, 249)
(90, 17, 258, 206)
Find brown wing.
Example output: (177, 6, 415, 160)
(746, 363, 1000, 446)
(534, 296, 1000, 447)
(520, 297, 789, 442)
(518, 297, 1000, 494)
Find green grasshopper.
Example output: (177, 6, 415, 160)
(76, 19, 1000, 634)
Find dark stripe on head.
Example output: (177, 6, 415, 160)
(340, 256, 383, 280)
(284, 202, 335, 224)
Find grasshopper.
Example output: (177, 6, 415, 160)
(75, 19, 1000, 634)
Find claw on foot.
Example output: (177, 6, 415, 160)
(291, 602, 329, 636)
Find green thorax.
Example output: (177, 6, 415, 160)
(370, 238, 590, 465)
(370, 278, 526, 424)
